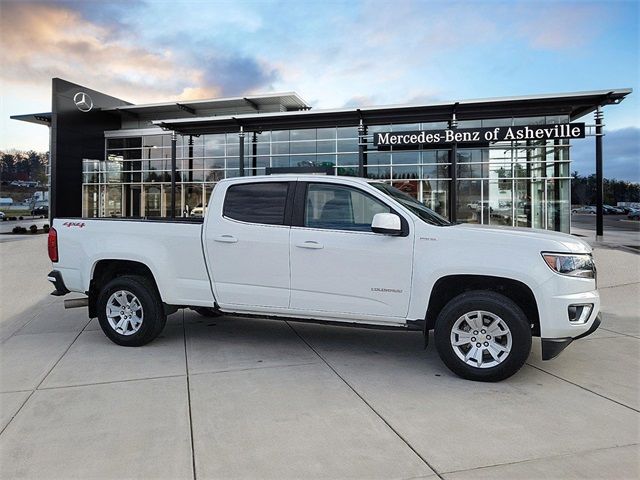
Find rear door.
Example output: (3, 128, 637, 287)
(204, 180, 294, 308)
(289, 181, 414, 319)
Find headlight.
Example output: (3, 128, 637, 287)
(542, 253, 596, 279)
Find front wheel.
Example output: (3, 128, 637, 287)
(97, 275, 166, 347)
(434, 291, 532, 382)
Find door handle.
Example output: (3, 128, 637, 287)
(214, 234, 238, 243)
(296, 241, 323, 249)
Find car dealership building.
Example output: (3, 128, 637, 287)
(12, 79, 631, 233)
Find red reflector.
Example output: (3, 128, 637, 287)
(48, 227, 58, 262)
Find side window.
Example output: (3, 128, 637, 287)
(305, 184, 390, 231)
(223, 182, 289, 225)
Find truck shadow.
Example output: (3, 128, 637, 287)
(163, 309, 541, 384)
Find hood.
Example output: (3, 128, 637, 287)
(446, 223, 592, 254)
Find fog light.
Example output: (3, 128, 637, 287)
(568, 304, 593, 324)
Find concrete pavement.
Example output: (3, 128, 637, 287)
(0, 235, 638, 479)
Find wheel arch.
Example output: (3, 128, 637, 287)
(89, 259, 163, 319)
(425, 274, 540, 336)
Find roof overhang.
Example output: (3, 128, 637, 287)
(153, 88, 632, 135)
(10, 112, 52, 126)
(103, 92, 309, 118)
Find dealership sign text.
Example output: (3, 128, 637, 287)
(373, 123, 585, 148)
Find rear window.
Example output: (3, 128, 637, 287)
(223, 182, 289, 225)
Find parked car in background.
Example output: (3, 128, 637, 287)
(571, 206, 596, 214)
(604, 205, 624, 214)
(31, 205, 48, 216)
(628, 209, 640, 220)
(190, 205, 205, 217)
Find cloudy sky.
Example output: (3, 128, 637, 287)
(1, 0, 638, 180)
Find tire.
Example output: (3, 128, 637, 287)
(192, 306, 223, 318)
(97, 275, 166, 347)
(434, 291, 532, 382)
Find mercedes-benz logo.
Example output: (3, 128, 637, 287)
(73, 92, 93, 112)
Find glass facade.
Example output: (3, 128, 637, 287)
(83, 115, 571, 232)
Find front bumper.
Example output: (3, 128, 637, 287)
(541, 313, 602, 360)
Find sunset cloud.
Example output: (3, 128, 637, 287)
(0, 0, 278, 103)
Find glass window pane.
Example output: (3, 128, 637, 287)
(272, 130, 289, 142)
(143, 135, 163, 148)
(144, 185, 162, 217)
(290, 129, 316, 141)
(365, 165, 391, 179)
(223, 182, 290, 225)
(272, 142, 290, 155)
(290, 141, 316, 154)
(486, 179, 513, 226)
(304, 183, 390, 231)
(337, 127, 358, 139)
(482, 118, 512, 127)
(392, 151, 419, 165)
(83, 185, 99, 217)
(317, 128, 336, 140)
(392, 165, 419, 179)
(422, 180, 448, 218)
(456, 180, 482, 224)
(337, 139, 358, 152)
(205, 170, 225, 182)
(367, 152, 391, 165)
(317, 140, 336, 154)
(204, 135, 226, 157)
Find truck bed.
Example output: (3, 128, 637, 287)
(53, 217, 215, 306)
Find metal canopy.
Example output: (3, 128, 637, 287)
(103, 92, 309, 119)
(10, 112, 52, 126)
(152, 88, 632, 135)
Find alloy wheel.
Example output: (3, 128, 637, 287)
(106, 290, 144, 336)
(450, 310, 512, 368)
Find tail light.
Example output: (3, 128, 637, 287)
(48, 227, 58, 262)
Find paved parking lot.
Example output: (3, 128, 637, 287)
(1, 235, 638, 479)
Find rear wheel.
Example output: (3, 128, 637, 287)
(434, 291, 532, 382)
(97, 275, 166, 346)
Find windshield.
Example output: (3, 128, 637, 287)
(371, 182, 451, 227)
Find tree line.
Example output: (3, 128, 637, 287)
(0, 150, 49, 184)
(572, 172, 640, 205)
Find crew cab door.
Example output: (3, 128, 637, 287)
(289, 182, 413, 319)
(204, 180, 294, 308)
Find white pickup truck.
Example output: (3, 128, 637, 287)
(47, 175, 601, 381)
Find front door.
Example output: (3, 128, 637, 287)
(205, 180, 293, 309)
(290, 182, 413, 319)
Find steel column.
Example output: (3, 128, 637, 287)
(170, 131, 177, 218)
(595, 106, 604, 240)
(252, 131, 258, 175)
(448, 111, 458, 222)
(188, 135, 193, 182)
(358, 121, 367, 178)
(449, 143, 458, 222)
(239, 126, 245, 177)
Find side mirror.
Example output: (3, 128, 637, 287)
(371, 213, 402, 235)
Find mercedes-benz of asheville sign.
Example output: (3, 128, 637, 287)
(373, 123, 585, 148)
